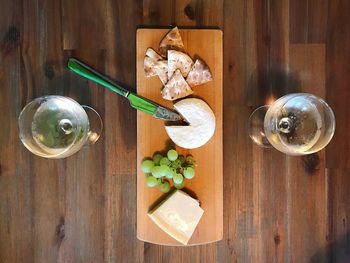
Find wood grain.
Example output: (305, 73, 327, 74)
(0, 0, 350, 262)
(289, 44, 325, 98)
(61, 0, 107, 49)
(290, 0, 328, 44)
(325, 0, 350, 169)
(287, 44, 328, 262)
(103, 0, 145, 262)
(323, 169, 350, 262)
(136, 29, 223, 246)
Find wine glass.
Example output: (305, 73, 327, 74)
(248, 93, 335, 156)
(18, 95, 103, 159)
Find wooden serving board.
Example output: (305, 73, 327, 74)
(136, 28, 223, 246)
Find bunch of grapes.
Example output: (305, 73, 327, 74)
(141, 149, 195, 193)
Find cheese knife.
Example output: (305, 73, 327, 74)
(67, 58, 183, 122)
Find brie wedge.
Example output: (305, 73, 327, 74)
(148, 190, 204, 245)
(165, 98, 216, 149)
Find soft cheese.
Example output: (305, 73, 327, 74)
(165, 98, 216, 149)
(148, 190, 204, 245)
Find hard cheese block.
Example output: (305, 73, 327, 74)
(148, 190, 204, 245)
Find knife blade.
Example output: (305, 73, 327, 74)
(67, 58, 183, 122)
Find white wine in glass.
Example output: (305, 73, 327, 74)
(18, 96, 103, 159)
(249, 93, 335, 156)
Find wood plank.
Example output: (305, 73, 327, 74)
(325, 0, 350, 169)
(103, 1, 144, 262)
(289, 44, 326, 98)
(219, 104, 289, 263)
(290, 0, 328, 44)
(54, 50, 106, 263)
(308, 168, 350, 262)
(2, 1, 66, 263)
(307, 0, 328, 43)
(0, 1, 67, 263)
(287, 153, 328, 262)
(324, 169, 350, 262)
(0, 170, 34, 263)
(136, 28, 223, 246)
(61, 0, 107, 49)
(143, 0, 174, 26)
(289, 0, 308, 44)
(246, 0, 291, 107)
(0, 0, 23, 177)
(30, 159, 61, 263)
(219, 1, 291, 262)
(287, 44, 328, 262)
(175, 0, 224, 27)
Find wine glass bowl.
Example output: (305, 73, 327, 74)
(249, 93, 335, 156)
(18, 96, 102, 159)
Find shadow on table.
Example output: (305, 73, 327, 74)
(309, 232, 350, 263)
(246, 65, 301, 107)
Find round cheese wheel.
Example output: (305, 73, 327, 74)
(165, 98, 216, 149)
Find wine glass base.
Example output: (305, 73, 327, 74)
(82, 105, 103, 144)
(248, 106, 272, 148)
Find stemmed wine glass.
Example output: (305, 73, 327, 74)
(18, 95, 103, 159)
(248, 93, 335, 155)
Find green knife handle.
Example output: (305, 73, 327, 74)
(67, 58, 129, 97)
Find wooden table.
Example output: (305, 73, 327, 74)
(0, 0, 349, 262)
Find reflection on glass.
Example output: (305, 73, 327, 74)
(18, 96, 103, 159)
(249, 93, 335, 156)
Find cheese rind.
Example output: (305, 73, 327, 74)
(148, 190, 204, 245)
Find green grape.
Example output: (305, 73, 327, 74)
(151, 166, 162, 178)
(174, 179, 185, 189)
(167, 149, 178, 161)
(146, 176, 159, 187)
(166, 169, 176, 179)
(153, 153, 163, 165)
(186, 155, 194, 164)
(172, 159, 182, 169)
(173, 173, 184, 185)
(160, 157, 171, 166)
(141, 160, 155, 173)
(183, 167, 195, 179)
(159, 165, 171, 177)
(159, 181, 171, 193)
(146, 151, 197, 193)
(178, 155, 185, 164)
